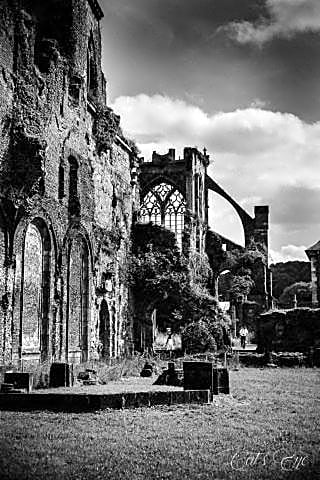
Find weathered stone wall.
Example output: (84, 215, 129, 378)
(184, 147, 208, 256)
(306, 244, 320, 307)
(257, 308, 320, 353)
(0, 0, 138, 366)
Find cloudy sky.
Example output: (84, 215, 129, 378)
(100, 0, 320, 264)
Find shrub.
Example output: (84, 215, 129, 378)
(182, 320, 217, 354)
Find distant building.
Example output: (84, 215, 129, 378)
(306, 241, 320, 307)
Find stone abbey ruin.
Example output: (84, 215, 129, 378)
(0, 0, 272, 368)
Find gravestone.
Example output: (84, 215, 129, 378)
(49, 363, 73, 388)
(140, 362, 153, 377)
(3, 372, 33, 393)
(183, 362, 229, 397)
(153, 361, 183, 386)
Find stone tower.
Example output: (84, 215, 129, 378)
(139, 147, 210, 256)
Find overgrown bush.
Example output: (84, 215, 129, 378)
(130, 222, 231, 351)
(189, 250, 213, 288)
(225, 241, 267, 301)
(279, 282, 312, 307)
(181, 320, 217, 354)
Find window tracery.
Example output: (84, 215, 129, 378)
(140, 182, 186, 249)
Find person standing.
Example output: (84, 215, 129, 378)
(239, 325, 248, 349)
(165, 328, 174, 358)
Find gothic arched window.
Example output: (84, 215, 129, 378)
(22, 219, 51, 361)
(140, 182, 186, 249)
(68, 157, 80, 217)
(87, 35, 97, 99)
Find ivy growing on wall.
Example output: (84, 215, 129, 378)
(226, 240, 266, 301)
(93, 104, 121, 154)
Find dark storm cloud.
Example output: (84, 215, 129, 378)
(101, 0, 319, 121)
(263, 33, 320, 122)
(102, 0, 266, 45)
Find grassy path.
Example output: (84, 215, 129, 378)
(0, 368, 319, 479)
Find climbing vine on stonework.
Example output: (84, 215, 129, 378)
(189, 250, 213, 288)
(93, 104, 121, 153)
(93, 225, 125, 255)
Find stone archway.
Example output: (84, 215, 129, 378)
(21, 219, 51, 362)
(99, 299, 110, 359)
(67, 235, 89, 363)
(206, 175, 254, 247)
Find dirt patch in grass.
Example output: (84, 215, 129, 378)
(0, 368, 319, 480)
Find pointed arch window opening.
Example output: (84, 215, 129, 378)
(87, 35, 98, 100)
(140, 183, 186, 249)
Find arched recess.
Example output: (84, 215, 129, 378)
(68, 156, 80, 217)
(99, 299, 110, 359)
(21, 218, 52, 361)
(66, 233, 90, 363)
(206, 175, 254, 247)
(140, 182, 186, 250)
(134, 298, 182, 353)
(87, 33, 98, 99)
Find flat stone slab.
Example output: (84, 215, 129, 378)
(0, 377, 211, 411)
(34, 376, 182, 395)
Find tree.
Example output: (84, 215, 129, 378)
(270, 261, 311, 299)
(229, 274, 254, 302)
(181, 320, 217, 354)
(224, 241, 266, 301)
(279, 282, 312, 306)
(130, 222, 231, 350)
(130, 223, 189, 305)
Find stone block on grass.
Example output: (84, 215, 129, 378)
(134, 392, 151, 408)
(149, 391, 171, 406)
(122, 393, 139, 409)
(99, 394, 123, 410)
(49, 363, 73, 388)
(187, 390, 211, 404)
(183, 362, 230, 396)
(4, 372, 33, 393)
(170, 391, 188, 405)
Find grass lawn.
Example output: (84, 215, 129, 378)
(0, 368, 319, 480)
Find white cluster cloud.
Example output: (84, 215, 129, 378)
(111, 93, 320, 262)
(269, 245, 309, 264)
(222, 0, 320, 45)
